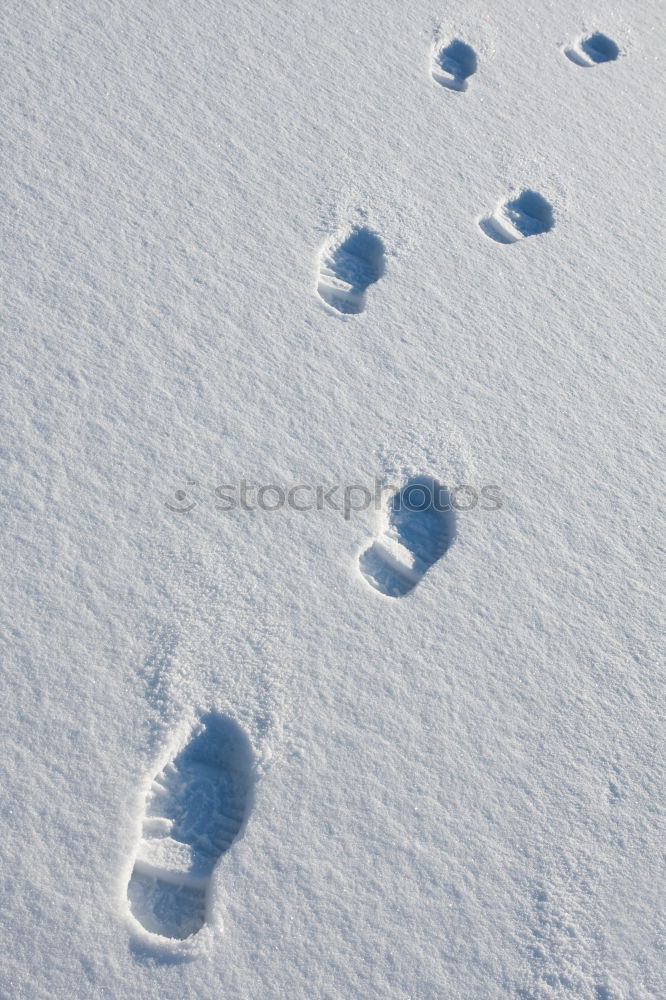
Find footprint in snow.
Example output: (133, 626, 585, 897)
(127, 713, 253, 942)
(316, 225, 386, 315)
(479, 190, 554, 244)
(359, 476, 456, 598)
(432, 39, 478, 92)
(564, 32, 620, 67)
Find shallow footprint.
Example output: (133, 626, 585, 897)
(359, 476, 456, 598)
(127, 713, 253, 941)
(432, 39, 477, 92)
(316, 225, 385, 315)
(479, 190, 554, 244)
(565, 32, 620, 67)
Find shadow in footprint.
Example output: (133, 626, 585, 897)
(127, 713, 253, 942)
(359, 476, 456, 598)
(317, 226, 386, 315)
(565, 32, 620, 67)
(432, 40, 477, 92)
(479, 190, 554, 244)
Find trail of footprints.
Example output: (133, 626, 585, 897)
(126, 25, 623, 947)
(315, 28, 621, 313)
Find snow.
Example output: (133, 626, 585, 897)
(0, 0, 663, 998)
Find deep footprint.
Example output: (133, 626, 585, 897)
(359, 476, 456, 598)
(316, 225, 385, 315)
(432, 39, 477, 92)
(479, 190, 554, 244)
(565, 32, 620, 67)
(127, 713, 253, 941)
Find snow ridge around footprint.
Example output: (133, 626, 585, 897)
(127, 712, 254, 942)
(479, 190, 554, 244)
(359, 476, 456, 598)
(316, 225, 386, 315)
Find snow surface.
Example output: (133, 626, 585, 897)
(1, 0, 664, 997)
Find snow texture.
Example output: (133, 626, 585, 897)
(0, 0, 663, 998)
